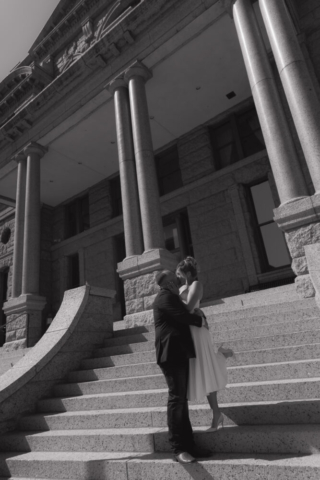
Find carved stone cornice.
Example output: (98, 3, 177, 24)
(0, 0, 175, 149)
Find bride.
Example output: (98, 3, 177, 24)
(175, 256, 232, 430)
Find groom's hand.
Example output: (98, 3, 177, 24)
(194, 308, 209, 329)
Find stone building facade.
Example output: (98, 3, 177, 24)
(0, 0, 320, 349)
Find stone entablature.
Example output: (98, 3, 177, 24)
(0, 0, 179, 152)
(0, 66, 52, 143)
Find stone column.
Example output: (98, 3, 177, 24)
(11, 154, 27, 298)
(107, 76, 144, 257)
(4, 142, 47, 350)
(259, 0, 320, 194)
(124, 60, 165, 250)
(21, 143, 47, 295)
(113, 62, 177, 326)
(233, 0, 308, 205)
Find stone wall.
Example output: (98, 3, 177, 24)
(0, 213, 15, 300)
(297, 0, 320, 86)
(40, 205, 54, 326)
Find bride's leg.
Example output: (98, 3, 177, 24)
(206, 391, 220, 423)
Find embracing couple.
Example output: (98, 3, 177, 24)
(153, 257, 232, 463)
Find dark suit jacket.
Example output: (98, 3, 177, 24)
(153, 287, 202, 365)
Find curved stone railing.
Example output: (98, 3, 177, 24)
(0, 285, 115, 435)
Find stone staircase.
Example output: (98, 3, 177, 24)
(1, 285, 320, 479)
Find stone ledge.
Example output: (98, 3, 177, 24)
(0, 284, 116, 436)
(118, 249, 177, 280)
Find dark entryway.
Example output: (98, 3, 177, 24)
(0, 268, 9, 347)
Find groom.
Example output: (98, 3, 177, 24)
(153, 269, 212, 463)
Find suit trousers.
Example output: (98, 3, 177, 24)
(160, 360, 195, 455)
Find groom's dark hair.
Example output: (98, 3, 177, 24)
(156, 270, 173, 287)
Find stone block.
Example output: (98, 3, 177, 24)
(295, 274, 316, 298)
(144, 294, 157, 310)
(292, 256, 308, 276)
(126, 298, 144, 315)
(5, 330, 16, 343)
(15, 328, 27, 341)
(285, 223, 320, 259)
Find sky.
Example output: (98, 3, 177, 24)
(0, 0, 60, 82)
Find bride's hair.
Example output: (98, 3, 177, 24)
(176, 256, 198, 279)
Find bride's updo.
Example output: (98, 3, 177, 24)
(176, 256, 198, 280)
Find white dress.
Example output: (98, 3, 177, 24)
(180, 286, 228, 402)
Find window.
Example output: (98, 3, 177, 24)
(65, 195, 90, 238)
(114, 233, 126, 318)
(249, 180, 291, 272)
(156, 145, 183, 196)
(210, 107, 265, 170)
(110, 175, 123, 218)
(163, 210, 193, 261)
(67, 253, 80, 289)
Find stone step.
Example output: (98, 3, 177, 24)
(0, 428, 158, 454)
(101, 316, 320, 349)
(37, 377, 320, 413)
(155, 424, 320, 455)
(57, 359, 320, 396)
(2, 424, 320, 456)
(204, 298, 317, 321)
(80, 341, 320, 370)
(66, 358, 320, 387)
(94, 328, 320, 357)
(1, 451, 319, 480)
(1, 451, 320, 480)
(19, 399, 320, 432)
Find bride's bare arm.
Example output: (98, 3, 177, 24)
(184, 281, 203, 312)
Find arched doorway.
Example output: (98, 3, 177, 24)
(0, 267, 9, 347)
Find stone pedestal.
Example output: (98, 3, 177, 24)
(3, 294, 46, 350)
(305, 244, 320, 307)
(274, 195, 320, 298)
(117, 249, 178, 327)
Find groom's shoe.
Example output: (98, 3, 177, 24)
(175, 452, 196, 464)
(189, 446, 213, 459)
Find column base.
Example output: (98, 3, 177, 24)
(117, 248, 178, 326)
(274, 194, 320, 298)
(3, 294, 46, 350)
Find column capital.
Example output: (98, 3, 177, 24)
(124, 60, 152, 83)
(106, 74, 127, 96)
(23, 141, 48, 158)
(219, 0, 236, 18)
(12, 152, 27, 164)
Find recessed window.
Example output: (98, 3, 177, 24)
(110, 175, 123, 218)
(0, 228, 11, 245)
(163, 210, 193, 261)
(156, 145, 183, 196)
(210, 107, 265, 170)
(65, 195, 90, 238)
(67, 253, 80, 289)
(249, 180, 291, 272)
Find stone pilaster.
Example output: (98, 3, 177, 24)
(233, 0, 308, 205)
(259, 0, 320, 194)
